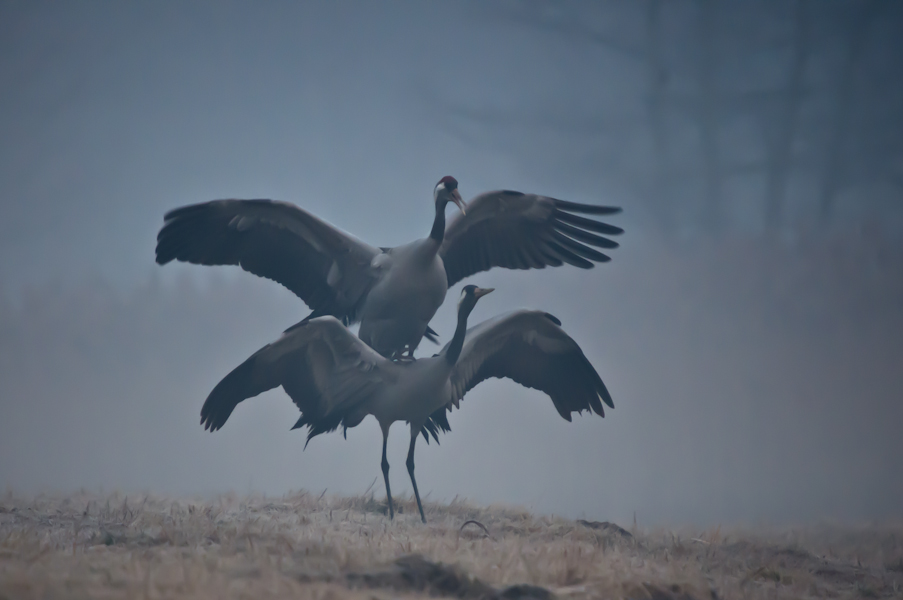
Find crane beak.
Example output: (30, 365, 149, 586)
(451, 189, 466, 215)
(473, 287, 494, 299)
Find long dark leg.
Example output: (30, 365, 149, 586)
(381, 428, 395, 519)
(406, 427, 426, 523)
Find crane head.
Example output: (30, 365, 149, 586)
(434, 176, 466, 215)
(457, 284, 494, 315)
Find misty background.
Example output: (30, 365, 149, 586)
(1, 1, 901, 526)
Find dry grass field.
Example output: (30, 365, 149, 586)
(1, 491, 901, 600)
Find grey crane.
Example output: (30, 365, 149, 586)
(199, 285, 613, 523)
(155, 177, 622, 358)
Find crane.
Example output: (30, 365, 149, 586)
(155, 177, 622, 358)
(199, 285, 613, 523)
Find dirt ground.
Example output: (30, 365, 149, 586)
(1, 491, 901, 600)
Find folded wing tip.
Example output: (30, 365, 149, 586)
(542, 312, 562, 326)
(600, 390, 614, 409)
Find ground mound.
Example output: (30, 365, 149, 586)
(1, 491, 900, 599)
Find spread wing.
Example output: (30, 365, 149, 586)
(445, 310, 613, 420)
(199, 316, 398, 442)
(156, 199, 381, 322)
(439, 191, 623, 287)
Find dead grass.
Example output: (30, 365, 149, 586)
(0, 491, 901, 599)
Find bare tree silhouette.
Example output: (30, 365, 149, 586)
(430, 1, 903, 240)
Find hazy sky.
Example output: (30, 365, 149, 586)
(1, 1, 901, 527)
(2, 1, 646, 291)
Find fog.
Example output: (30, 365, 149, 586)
(1, 1, 902, 526)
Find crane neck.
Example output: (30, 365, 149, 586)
(444, 303, 472, 365)
(428, 198, 448, 245)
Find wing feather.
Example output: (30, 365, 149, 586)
(199, 317, 395, 434)
(440, 191, 622, 287)
(446, 310, 613, 420)
(156, 199, 381, 322)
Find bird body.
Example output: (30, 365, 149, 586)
(367, 357, 453, 430)
(357, 237, 448, 356)
(199, 285, 613, 522)
(156, 177, 622, 358)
